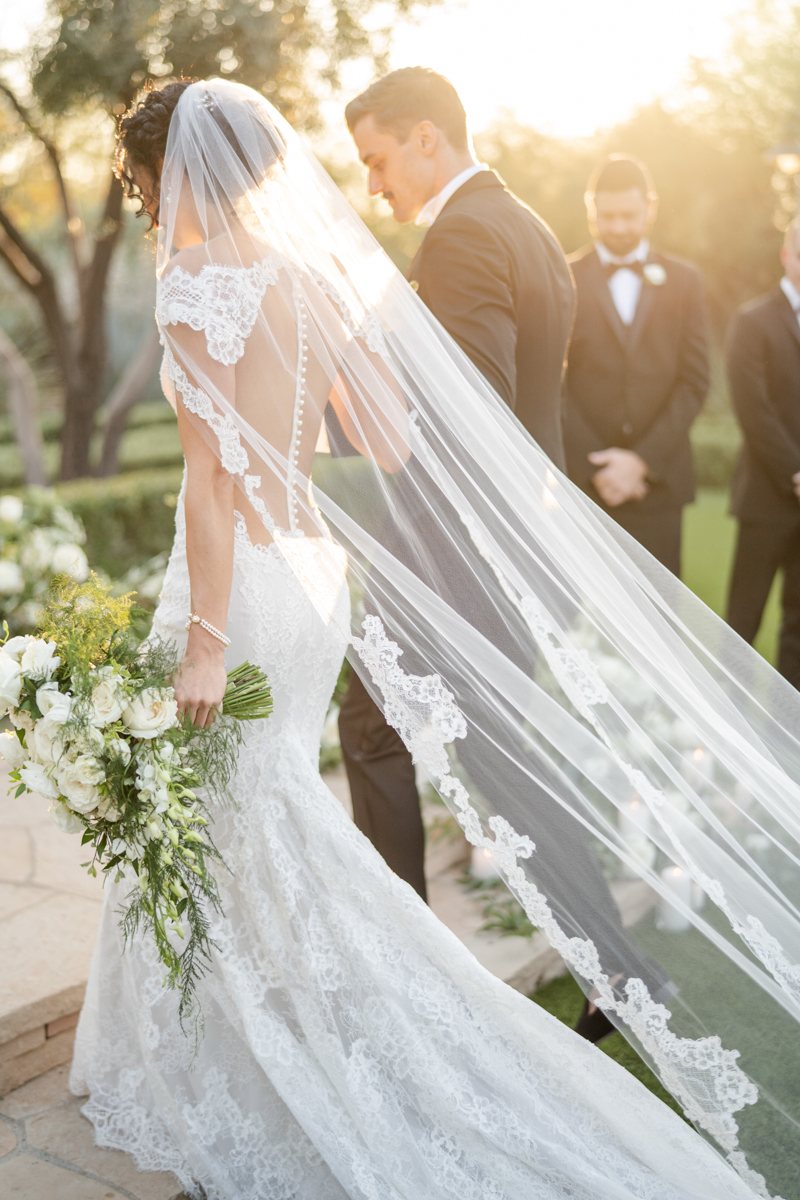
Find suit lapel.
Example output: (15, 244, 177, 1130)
(585, 251, 627, 348)
(776, 288, 800, 352)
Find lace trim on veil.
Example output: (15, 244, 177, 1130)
(352, 614, 774, 1199)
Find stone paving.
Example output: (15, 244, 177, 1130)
(0, 1063, 189, 1199)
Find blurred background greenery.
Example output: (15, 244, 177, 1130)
(1, 0, 798, 658)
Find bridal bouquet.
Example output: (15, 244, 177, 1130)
(0, 491, 89, 633)
(0, 574, 272, 1029)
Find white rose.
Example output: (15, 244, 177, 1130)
(122, 689, 179, 739)
(9, 709, 33, 734)
(21, 528, 55, 574)
(48, 800, 84, 835)
(71, 724, 104, 756)
(0, 560, 24, 596)
(94, 795, 120, 822)
(32, 718, 63, 765)
(20, 638, 60, 681)
(88, 669, 126, 727)
(2, 635, 32, 663)
(57, 754, 105, 814)
(106, 737, 132, 766)
(0, 495, 23, 525)
(50, 543, 89, 582)
(0, 653, 23, 714)
(19, 759, 59, 800)
(0, 729, 26, 770)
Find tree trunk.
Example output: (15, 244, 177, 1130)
(96, 325, 161, 476)
(0, 327, 48, 485)
(59, 173, 124, 481)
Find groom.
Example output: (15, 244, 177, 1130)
(338, 66, 574, 902)
(337, 69, 668, 1042)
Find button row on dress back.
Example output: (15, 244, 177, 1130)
(287, 292, 307, 533)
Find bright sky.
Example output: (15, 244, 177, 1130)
(3, 0, 747, 137)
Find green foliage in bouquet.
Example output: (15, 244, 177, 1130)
(0, 574, 272, 1037)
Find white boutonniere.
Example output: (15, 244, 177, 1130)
(643, 263, 667, 287)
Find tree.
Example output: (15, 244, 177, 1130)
(0, 0, 440, 479)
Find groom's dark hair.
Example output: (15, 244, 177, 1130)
(345, 67, 469, 152)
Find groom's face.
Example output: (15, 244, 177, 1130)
(589, 188, 655, 257)
(350, 115, 437, 224)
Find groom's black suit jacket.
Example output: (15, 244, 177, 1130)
(563, 244, 709, 514)
(408, 169, 574, 468)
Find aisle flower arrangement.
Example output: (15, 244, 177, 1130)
(0, 491, 89, 633)
(0, 574, 271, 1030)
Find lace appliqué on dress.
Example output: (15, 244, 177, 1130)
(352, 613, 774, 1199)
(156, 254, 281, 365)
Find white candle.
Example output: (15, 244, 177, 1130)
(656, 866, 693, 932)
(618, 796, 653, 841)
(471, 845, 500, 882)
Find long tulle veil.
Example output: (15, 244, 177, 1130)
(153, 77, 800, 1199)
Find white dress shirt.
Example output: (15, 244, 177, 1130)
(780, 276, 800, 325)
(595, 239, 650, 326)
(415, 164, 486, 227)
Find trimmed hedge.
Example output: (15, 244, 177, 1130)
(55, 467, 183, 578)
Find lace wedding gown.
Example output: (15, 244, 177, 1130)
(70, 483, 760, 1200)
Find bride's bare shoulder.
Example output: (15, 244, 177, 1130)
(161, 233, 271, 281)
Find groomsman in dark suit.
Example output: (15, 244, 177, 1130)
(563, 155, 710, 574)
(726, 218, 800, 688)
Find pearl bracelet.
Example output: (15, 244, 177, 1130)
(185, 612, 231, 648)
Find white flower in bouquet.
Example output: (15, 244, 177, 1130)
(106, 736, 131, 766)
(122, 689, 179, 739)
(88, 668, 126, 727)
(2, 635, 32, 662)
(50, 543, 89, 582)
(93, 795, 121, 822)
(19, 760, 59, 800)
(32, 718, 64, 765)
(0, 653, 23, 713)
(48, 800, 84, 835)
(9, 709, 33, 734)
(20, 638, 60, 681)
(0, 495, 24, 525)
(21, 528, 57, 574)
(71, 724, 104, 756)
(28, 694, 72, 758)
(0, 559, 24, 596)
(0, 730, 26, 770)
(57, 753, 105, 814)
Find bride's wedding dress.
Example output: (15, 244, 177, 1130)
(71, 488, 757, 1200)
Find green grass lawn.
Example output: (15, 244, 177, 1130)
(682, 488, 781, 665)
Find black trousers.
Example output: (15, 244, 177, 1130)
(603, 504, 683, 577)
(340, 671, 669, 996)
(727, 518, 800, 690)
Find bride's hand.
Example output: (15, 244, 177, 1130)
(174, 637, 228, 729)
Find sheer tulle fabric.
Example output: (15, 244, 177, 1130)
(148, 79, 800, 1195)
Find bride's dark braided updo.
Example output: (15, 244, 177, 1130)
(114, 80, 196, 227)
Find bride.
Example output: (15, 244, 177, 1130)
(72, 78, 800, 1199)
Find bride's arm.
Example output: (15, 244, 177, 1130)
(169, 328, 236, 728)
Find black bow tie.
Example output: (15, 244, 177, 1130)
(603, 260, 645, 278)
